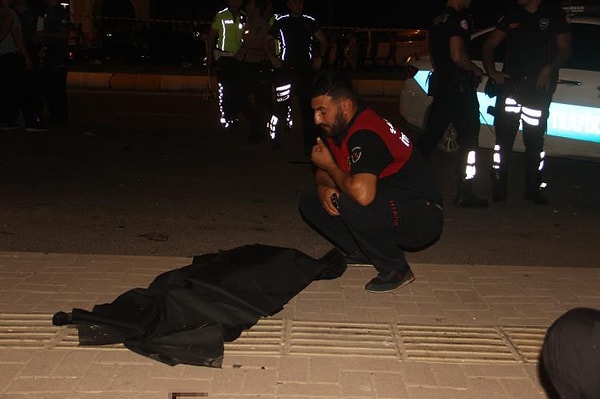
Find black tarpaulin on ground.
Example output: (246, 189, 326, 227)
(52, 244, 345, 368)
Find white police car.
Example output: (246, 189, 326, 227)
(399, 8, 600, 162)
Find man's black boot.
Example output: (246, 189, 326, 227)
(524, 187, 549, 204)
(454, 180, 489, 208)
(490, 169, 507, 203)
(524, 169, 548, 204)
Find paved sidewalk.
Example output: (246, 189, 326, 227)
(1, 251, 599, 399)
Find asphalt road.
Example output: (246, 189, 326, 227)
(1, 90, 599, 268)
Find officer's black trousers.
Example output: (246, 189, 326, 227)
(417, 82, 482, 188)
(215, 57, 241, 125)
(41, 60, 69, 126)
(272, 66, 318, 154)
(21, 65, 45, 126)
(299, 189, 443, 274)
(492, 86, 551, 191)
(417, 82, 481, 161)
(238, 60, 273, 142)
(0, 53, 25, 126)
(541, 307, 600, 399)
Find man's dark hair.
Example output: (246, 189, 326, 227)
(311, 71, 359, 103)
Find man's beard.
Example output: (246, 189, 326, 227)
(322, 110, 346, 137)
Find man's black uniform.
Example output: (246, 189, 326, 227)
(416, 6, 487, 207)
(268, 12, 322, 153)
(489, 2, 570, 203)
(300, 104, 444, 285)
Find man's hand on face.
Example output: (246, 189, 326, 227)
(311, 137, 336, 171)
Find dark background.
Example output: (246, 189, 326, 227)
(70, 0, 533, 28)
(140, 0, 587, 28)
(140, 0, 513, 28)
(33, 0, 596, 28)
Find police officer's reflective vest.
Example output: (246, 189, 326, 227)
(211, 7, 245, 54)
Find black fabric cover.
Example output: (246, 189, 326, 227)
(57, 244, 328, 367)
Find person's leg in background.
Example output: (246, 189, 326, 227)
(268, 68, 292, 148)
(416, 88, 452, 160)
(452, 87, 488, 207)
(489, 92, 521, 202)
(296, 67, 318, 155)
(21, 61, 47, 131)
(0, 53, 24, 129)
(215, 57, 240, 129)
(253, 61, 274, 143)
(236, 60, 262, 142)
(520, 94, 551, 204)
(41, 52, 69, 129)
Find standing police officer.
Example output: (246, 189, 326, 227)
(482, 0, 572, 204)
(206, 0, 245, 130)
(416, 0, 488, 208)
(263, 0, 328, 154)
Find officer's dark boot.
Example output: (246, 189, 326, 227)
(524, 173, 548, 204)
(454, 180, 489, 208)
(524, 186, 548, 204)
(524, 157, 548, 204)
(490, 168, 508, 203)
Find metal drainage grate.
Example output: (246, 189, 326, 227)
(224, 318, 284, 355)
(288, 320, 398, 357)
(0, 313, 61, 349)
(0, 314, 546, 365)
(501, 326, 547, 363)
(396, 324, 517, 364)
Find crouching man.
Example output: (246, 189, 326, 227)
(299, 71, 444, 292)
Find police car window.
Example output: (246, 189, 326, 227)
(564, 22, 600, 72)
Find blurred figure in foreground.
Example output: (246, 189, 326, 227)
(541, 307, 600, 399)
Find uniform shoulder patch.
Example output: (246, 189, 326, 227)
(350, 146, 362, 164)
